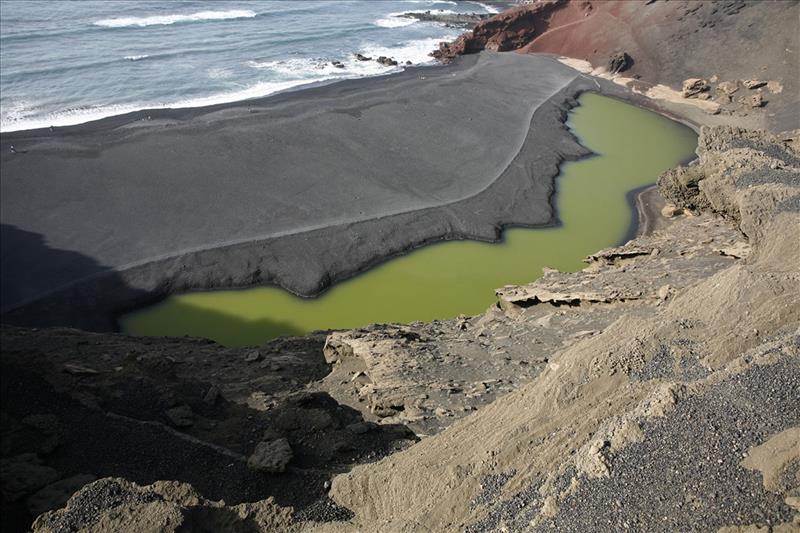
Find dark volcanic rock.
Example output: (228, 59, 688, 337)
(432, 0, 567, 62)
(376, 56, 398, 67)
(608, 50, 632, 73)
(399, 11, 489, 28)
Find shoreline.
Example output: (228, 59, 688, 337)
(1, 53, 695, 333)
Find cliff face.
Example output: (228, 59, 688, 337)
(435, 0, 800, 132)
(5, 126, 798, 532)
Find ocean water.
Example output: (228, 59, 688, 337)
(0, 0, 499, 132)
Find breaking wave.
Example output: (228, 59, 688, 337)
(94, 10, 257, 28)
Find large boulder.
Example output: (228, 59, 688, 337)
(608, 51, 633, 73)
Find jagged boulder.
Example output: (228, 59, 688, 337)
(432, 0, 568, 62)
(247, 438, 293, 473)
(607, 51, 632, 73)
(682, 78, 710, 97)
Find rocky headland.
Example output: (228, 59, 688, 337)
(1, 1, 799, 532)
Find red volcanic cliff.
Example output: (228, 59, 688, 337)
(433, 0, 580, 60)
(432, 0, 798, 131)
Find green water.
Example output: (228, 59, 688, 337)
(121, 93, 697, 346)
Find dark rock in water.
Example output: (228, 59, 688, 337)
(376, 56, 399, 67)
(355, 53, 372, 61)
(399, 11, 489, 28)
(608, 51, 633, 73)
(405, 61, 412, 66)
(331, 60, 345, 69)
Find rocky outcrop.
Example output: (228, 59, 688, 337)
(607, 50, 632, 73)
(658, 126, 800, 243)
(681, 78, 710, 98)
(398, 11, 490, 28)
(432, 0, 569, 62)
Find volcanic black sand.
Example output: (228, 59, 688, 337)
(3, 52, 627, 329)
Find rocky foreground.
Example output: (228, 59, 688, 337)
(1, 125, 798, 531)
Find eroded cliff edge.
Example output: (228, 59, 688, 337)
(2, 126, 797, 531)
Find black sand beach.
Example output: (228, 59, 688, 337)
(2, 53, 612, 328)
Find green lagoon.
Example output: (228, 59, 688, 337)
(121, 93, 697, 346)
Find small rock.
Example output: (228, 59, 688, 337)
(682, 78, 710, 98)
(354, 53, 372, 61)
(331, 60, 345, 69)
(716, 80, 739, 95)
(749, 93, 764, 108)
(244, 350, 262, 362)
(164, 405, 194, 428)
(743, 79, 767, 89)
(247, 391, 273, 411)
(248, 438, 293, 473)
(657, 285, 671, 301)
(661, 204, 683, 217)
(376, 56, 398, 67)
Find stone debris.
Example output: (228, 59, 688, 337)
(682, 78, 710, 97)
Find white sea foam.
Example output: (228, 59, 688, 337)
(361, 37, 449, 65)
(94, 10, 257, 28)
(0, 39, 450, 132)
(206, 67, 233, 80)
(373, 9, 457, 28)
(374, 17, 418, 28)
(403, 0, 457, 4)
(469, 2, 500, 13)
(124, 54, 149, 61)
(1, 103, 143, 132)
